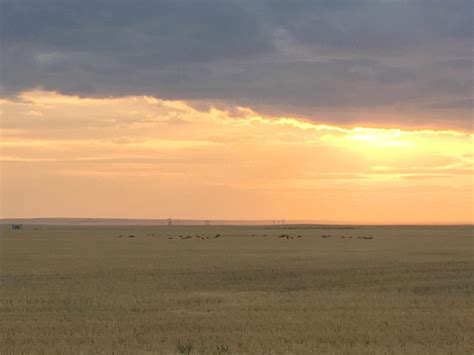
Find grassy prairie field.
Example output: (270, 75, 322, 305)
(1, 224, 473, 354)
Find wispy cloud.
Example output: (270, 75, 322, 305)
(1, 90, 472, 222)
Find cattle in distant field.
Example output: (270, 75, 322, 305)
(11, 224, 23, 230)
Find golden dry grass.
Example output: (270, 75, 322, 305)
(1, 225, 473, 354)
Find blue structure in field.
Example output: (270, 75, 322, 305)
(11, 224, 23, 230)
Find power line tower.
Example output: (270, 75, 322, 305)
(167, 218, 172, 226)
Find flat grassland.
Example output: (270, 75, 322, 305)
(1, 225, 473, 354)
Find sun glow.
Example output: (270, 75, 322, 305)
(1, 90, 473, 223)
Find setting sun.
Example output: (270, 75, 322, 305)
(1, 90, 472, 223)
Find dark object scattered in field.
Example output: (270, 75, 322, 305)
(340, 236, 345, 238)
(321, 235, 332, 238)
(117, 235, 123, 238)
(216, 344, 230, 354)
(168, 237, 173, 240)
(176, 342, 193, 355)
(284, 225, 357, 230)
(363, 236, 374, 240)
(128, 235, 135, 238)
(214, 234, 221, 238)
(297, 235, 302, 238)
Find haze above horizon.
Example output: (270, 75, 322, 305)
(1, 1, 472, 224)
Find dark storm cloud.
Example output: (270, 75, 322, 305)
(1, 0, 472, 127)
(265, 0, 472, 53)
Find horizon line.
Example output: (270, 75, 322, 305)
(1, 217, 472, 226)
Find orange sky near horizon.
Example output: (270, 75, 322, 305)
(1, 90, 473, 223)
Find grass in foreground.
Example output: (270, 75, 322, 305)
(1, 225, 473, 354)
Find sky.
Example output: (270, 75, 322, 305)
(1, 0, 473, 223)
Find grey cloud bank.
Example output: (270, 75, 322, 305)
(1, 0, 472, 128)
